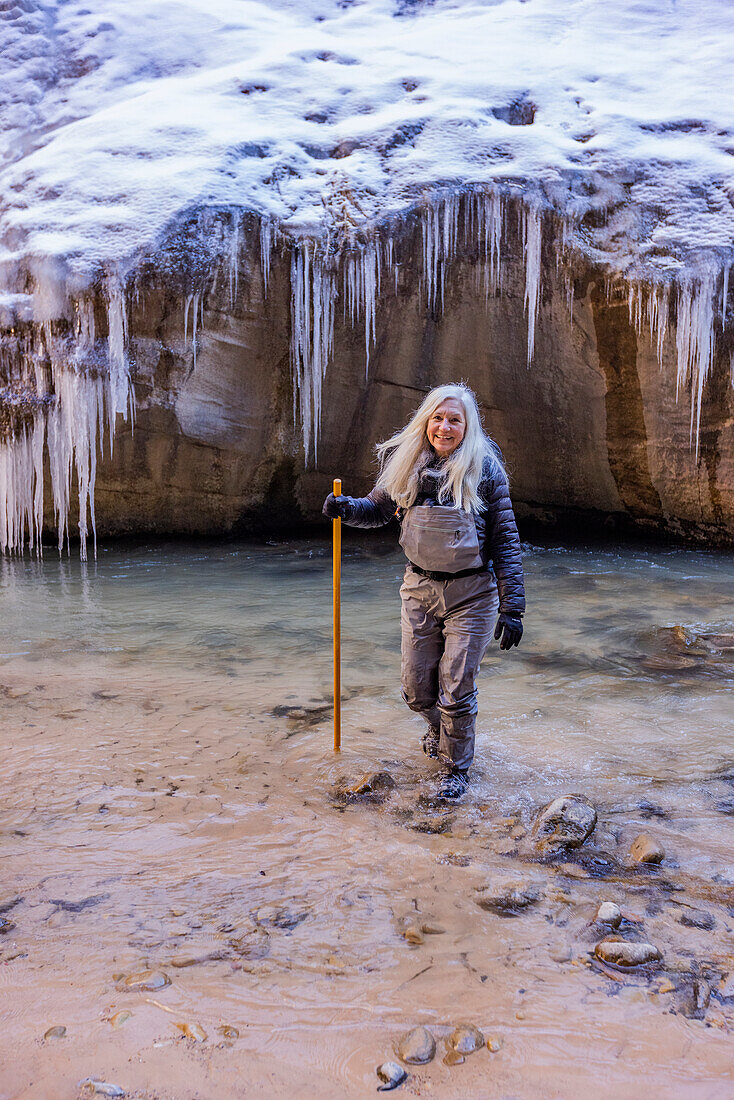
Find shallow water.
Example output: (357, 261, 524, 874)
(1, 535, 734, 1098)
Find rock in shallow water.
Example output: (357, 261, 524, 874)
(443, 1050, 464, 1066)
(397, 1025, 436, 1064)
(532, 795, 597, 853)
(596, 901, 622, 927)
(376, 1061, 407, 1090)
(678, 908, 715, 930)
(448, 1024, 484, 1054)
(595, 939, 662, 967)
(630, 833, 665, 864)
(43, 1025, 66, 1039)
(79, 1082, 125, 1098)
(116, 969, 170, 992)
(476, 879, 541, 916)
(176, 1022, 207, 1042)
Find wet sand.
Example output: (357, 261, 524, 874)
(1, 538, 734, 1098)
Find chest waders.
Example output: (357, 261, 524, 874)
(398, 504, 498, 771)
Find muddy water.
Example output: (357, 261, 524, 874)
(1, 536, 734, 1099)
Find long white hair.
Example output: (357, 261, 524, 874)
(374, 383, 504, 512)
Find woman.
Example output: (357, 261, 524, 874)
(323, 383, 525, 799)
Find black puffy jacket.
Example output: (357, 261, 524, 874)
(340, 451, 525, 617)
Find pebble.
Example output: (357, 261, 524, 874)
(402, 924, 424, 945)
(630, 833, 665, 865)
(550, 945, 572, 963)
(43, 1025, 66, 1039)
(487, 1036, 503, 1053)
(447, 1024, 484, 1054)
(218, 1025, 239, 1039)
(0, 917, 16, 935)
(718, 974, 734, 1000)
(109, 1011, 132, 1028)
(175, 1022, 207, 1042)
(532, 795, 597, 853)
(678, 908, 715, 930)
(596, 902, 622, 928)
(476, 879, 541, 916)
(397, 1025, 436, 1064)
(674, 979, 710, 1020)
(79, 1082, 125, 1098)
(443, 1050, 464, 1066)
(376, 1061, 407, 1091)
(117, 969, 171, 992)
(595, 939, 662, 967)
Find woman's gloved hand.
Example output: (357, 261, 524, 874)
(322, 493, 354, 520)
(494, 613, 523, 650)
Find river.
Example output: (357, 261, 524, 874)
(1, 535, 733, 1098)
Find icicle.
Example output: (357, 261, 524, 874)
(105, 277, 132, 450)
(260, 218, 273, 297)
(722, 264, 729, 329)
(290, 241, 335, 464)
(228, 220, 240, 307)
(675, 273, 716, 459)
(522, 204, 542, 366)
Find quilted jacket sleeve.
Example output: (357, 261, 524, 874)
(482, 465, 525, 616)
(342, 487, 397, 528)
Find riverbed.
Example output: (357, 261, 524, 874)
(1, 535, 734, 1099)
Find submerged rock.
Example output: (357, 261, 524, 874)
(397, 1025, 436, 1065)
(486, 1035, 503, 1053)
(79, 1082, 125, 1098)
(109, 1011, 132, 1028)
(595, 902, 622, 928)
(674, 978, 711, 1020)
(175, 1022, 207, 1042)
(443, 1050, 464, 1066)
(531, 795, 597, 853)
(447, 1024, 484, 1054)
(116, 969, 171, 993)
(43, 1025, 66, 1039)
(476, 879, 541, 917)
(336, 771, 396, 805)
(376, 1061, 407, 1091)
(678, 908, 715, 930)
(0, 917, 16, 935)
(630, 833, 665, 864)
(218, 1025, 239, 1039)
(595, 939, 662, 968)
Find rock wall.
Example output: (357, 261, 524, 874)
(75, 225, 734, 546)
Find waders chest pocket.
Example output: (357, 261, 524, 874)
(399, 505, 483, 573)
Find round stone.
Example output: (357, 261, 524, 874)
(630, 834, 665, 864)
(397, 1025, 436, 1064)
(532, 795, 597, 853)
(376, 1061, 407, 1090)
(596, 902, 622, 927)
(447, 1024, 484, 1054)
(595, 939, 662, 967)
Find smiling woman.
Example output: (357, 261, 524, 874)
(323, 382, 525, 799)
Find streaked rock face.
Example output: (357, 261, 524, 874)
(64, 224, 733, 545)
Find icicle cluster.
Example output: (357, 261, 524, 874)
(0, 280, 133, 558)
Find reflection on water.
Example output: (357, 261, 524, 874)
(1, 536, 734, 1098)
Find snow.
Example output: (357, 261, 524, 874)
(1, 0, 734, 548)
(2, 0, 733, 288)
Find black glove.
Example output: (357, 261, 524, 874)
(322, 493, 354, 520)
(494, 613, 523, 650)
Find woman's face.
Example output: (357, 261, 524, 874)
(426, 398, 466, 457)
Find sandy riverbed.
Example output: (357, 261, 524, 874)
(1, 538, 734, 1098)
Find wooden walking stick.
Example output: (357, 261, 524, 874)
(332, 478, 342, 752)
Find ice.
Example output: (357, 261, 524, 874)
(0, 280, 132, 557)
(523, 205, 542, 368)
(291, 242, 335, 465)
(675, 273, 716, 459)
